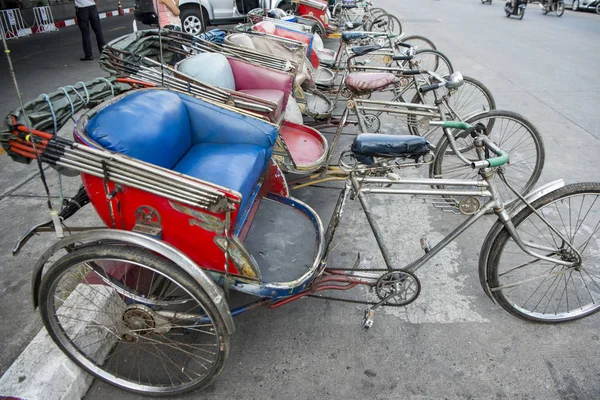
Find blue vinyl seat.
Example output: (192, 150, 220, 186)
(84, 89, 279, 219)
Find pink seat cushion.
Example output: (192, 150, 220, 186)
(238, 89, 285, 120)
(344, 73, 397, 93)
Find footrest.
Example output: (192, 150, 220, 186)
(276, 120, 328, 174)
(244, 194, 323, 284)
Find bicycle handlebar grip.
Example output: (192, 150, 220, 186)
(392, 55, 413, 61)
(471, 142, 509, 169)
(395, 41, 412, 48)
(419, 83, 441, 93)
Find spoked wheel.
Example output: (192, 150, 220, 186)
(556, 1, 565, 16)
(486, 183, 600, 322)
(519, 7, 526, 19)
(39, 245, 229, 396)
(596, 3, 600, 13)
(397, 35, 437, 51)
(406, 49, 454, 78)
(409, 75, 496, 147)
(572, 0, 579, 11)
(430, 110, 545, 208)
(366, 13, 402, 35)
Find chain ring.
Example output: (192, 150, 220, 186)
(375, 269, 421, 306)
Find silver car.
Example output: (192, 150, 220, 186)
(562, 0, 600, 12)
(178, 0, 291, 35)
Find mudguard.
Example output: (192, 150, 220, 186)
(477, 180, 565, 301)
(30, 229, 235, 334)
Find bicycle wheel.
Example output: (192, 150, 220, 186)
(407, 48, 454, 78)
(397, 35, 437, 51)
(556, 1, 565, 15)
(409, 75, 496, 146)
(39, 245, 229, 396)
(486, 183, 600, 322)
(366, 13, 402, 36)
(430, 110, 545, 207)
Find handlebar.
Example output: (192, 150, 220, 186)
(433, 121, 509, 169)
(419, 83, 441, 93)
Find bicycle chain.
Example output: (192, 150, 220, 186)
(307, 267, 414, 307)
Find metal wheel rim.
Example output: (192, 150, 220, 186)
(495, 193, 600, 321)
(43, 257, 223, 394)
(183, 15, 203, 35)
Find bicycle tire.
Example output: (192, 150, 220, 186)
(406, 48, 454, 77)
(366, 13, 402, 36)
(485, 182, 600, 322)
(398, 34, 437, 51)
(408, 75, 496, 146)
(430, 110, 545, 208)
(39, 245, 229, 396)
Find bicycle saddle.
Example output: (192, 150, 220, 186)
(351, 134, 430, 162)
(351, 44, 381, 56)
(344, 72, 396, 93)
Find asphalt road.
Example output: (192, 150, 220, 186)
(1, 1, 600, 399)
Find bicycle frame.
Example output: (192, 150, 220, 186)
(321, 141, 579, 281)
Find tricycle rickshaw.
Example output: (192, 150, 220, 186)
(3, 79, 600, 396)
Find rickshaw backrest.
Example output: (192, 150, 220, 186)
(83, 90, 279, 216)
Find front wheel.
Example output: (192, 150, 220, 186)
(486, 183, 600, 322)
(519, 7, 526, 19)
(556, 1, 565, 15)
(409, 75, 496, 147)
(398, 35, 437, 51)
(181, 6, 208, 35)
(430, 110, 545, 208)
(39, 245, 229, 396)
(596, 3, 600, 13)
(366, 13, 402, 36)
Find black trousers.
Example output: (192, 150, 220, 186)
(76, 5, 106, 58)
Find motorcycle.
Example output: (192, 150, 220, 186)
(504, 0, 527, 19)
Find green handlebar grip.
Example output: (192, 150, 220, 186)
(487, 151, 509, 168)
(443, 121, 472, 130)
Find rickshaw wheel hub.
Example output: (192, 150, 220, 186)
(122, 304, 157, 337)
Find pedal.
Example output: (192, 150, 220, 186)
(420, 236, 431, 253)
(363, 309, 374, 330)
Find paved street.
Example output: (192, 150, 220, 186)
(1, 0, 600, 399)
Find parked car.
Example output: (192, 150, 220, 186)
(178, 0, 291, 35)
(562, 0, 600, 12)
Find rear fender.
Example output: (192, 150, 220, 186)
(477, 180, 565, 301)
(31, 229, 235, 334)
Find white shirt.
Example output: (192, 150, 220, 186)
(74, 0, 96, 8)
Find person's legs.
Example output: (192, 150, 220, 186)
(77, 7, 93, 59)
(88, 6, 106, 53)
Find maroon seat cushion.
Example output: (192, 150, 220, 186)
(238, 89, 285, 120)
(344, 73, 397, 93)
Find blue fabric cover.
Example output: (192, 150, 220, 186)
(85, 90, 279, 219)
(342, 32, 369, 41)
(85, 91, 191, 169)
(173, 144, 266, 213)
(177, 53, 236, 91)
(352, 134, 430, 157)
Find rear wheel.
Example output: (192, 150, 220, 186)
(39, 245, 229, 396)
(486, 183, 600, 322)
(596, 3, 600, 13)
(556, 1, 565, 15)
(519, 7, 526, 19)
(430, 110, 545, 207)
